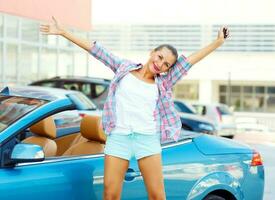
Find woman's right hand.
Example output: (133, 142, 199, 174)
(40, 16, 65, 36)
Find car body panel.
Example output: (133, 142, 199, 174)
(0, 155, 105, 200)
(193, 135, 252, 155)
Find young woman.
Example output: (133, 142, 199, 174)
(40, 17, 229, 200)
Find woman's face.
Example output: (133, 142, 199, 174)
(147, 47, 177, 75)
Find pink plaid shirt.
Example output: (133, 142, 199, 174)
(90, 42, 192, 142)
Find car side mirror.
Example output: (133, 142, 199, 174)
(11, 143, 45, 163)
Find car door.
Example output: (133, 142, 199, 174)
(121, 133, 204, 200)
(0, 154, 105, 200)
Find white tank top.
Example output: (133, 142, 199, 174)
(112, 72, 158, 135)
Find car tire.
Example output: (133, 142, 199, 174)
(203, 194, 226, 200)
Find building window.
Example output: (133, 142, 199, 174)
(19, 45, 38, 83)
(6, 16, 18, 38)
(21, 20, 39, 42)
(74, 51, 87, 76)
(267, 96, 275, 112)
(0, 16, 3, 37)
(58, 51, 73, 76)
(174, 83, 198, 100)
(6, 44, 17, 80)
(40, 48, 57, 79)
(219, 84, 275, 113)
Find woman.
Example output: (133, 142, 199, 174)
(40, 17, 229, 200)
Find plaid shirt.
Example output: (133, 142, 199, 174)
(90, 42, 192, 142)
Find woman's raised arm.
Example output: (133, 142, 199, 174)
(40, 16, 93, 52)
(186, 27, 229, 65)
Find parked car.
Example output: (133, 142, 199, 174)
(192, 102, 237, 138)
(0, 87, 264, 200)
(174, 100, 217, 135)
(29, 76, 111, 109)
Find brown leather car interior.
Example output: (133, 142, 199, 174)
(23, 116, 57, 157)
(62, 115, 106, 156)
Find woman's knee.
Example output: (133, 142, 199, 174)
(103, 185, 120, 200)
(148, 192, 166, 200)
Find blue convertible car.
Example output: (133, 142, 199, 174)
(0, 87, 264, 200)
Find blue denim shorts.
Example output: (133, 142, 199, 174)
(104, 132, 161, 161)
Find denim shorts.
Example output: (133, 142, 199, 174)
(104, 132, 161, 161)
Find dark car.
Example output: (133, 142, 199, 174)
(174, 100, 217, 135)
(29, 76, 111, 109)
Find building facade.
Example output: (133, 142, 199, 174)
(1, 13, 275, 112)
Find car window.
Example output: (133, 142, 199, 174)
(217, 105, 232, 115)
(0, 96, 48, 133)
(81, 83, 91, 97)
(192, 105, 206, 115)
(174, 101, 196, 114)
(95, 84, 107, 97)
(63, 82, 79, 91)
(38, 81, 56, 87)
(67, 93, 97, 110)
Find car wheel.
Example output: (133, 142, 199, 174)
(203, 194, 226, 200)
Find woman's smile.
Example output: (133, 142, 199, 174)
(152, 63, 160, 73)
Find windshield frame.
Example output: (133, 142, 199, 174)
(0, 95, 49, 133)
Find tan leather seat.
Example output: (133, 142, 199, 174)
(23, 116, 57, 157)
(62, 115, 106, 156)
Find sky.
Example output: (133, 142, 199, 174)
(92, 0, 275, 25)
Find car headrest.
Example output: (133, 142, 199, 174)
(80, 115, 106, 144)
(30, 116, 56, 139)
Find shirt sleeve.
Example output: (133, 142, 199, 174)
(166, 55, 192, 87)
(89, 41, 124, 73)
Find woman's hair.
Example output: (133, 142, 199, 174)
(154, 44, 178, 65)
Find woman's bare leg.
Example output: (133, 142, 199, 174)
(138, 154, 166, 200)
(103, 155, 129, 200)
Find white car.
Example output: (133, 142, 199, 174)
(191, 102, 236, 138)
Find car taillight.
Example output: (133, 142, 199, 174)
(215, 107, 222, 122)
(79, 113, 86, 118)
(251, 151, 263, 166)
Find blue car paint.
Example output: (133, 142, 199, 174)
(194, 135, 253, 155)
(0, 90, 265, 199)
(241, 165, 265, 200)
(0, 134, 264, 200)
(0, 155, 105, 200)
(187, 172, 244, 200)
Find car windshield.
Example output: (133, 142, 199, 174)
(217, 105, 232, 115)
(67, 93, 97, 110)
(174, 101, 196, 114)
(0, 95, 48, 133)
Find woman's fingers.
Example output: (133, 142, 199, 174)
(39, 25, 49, 32)
(52, 16, 58, 25)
